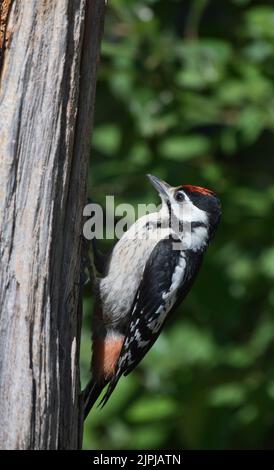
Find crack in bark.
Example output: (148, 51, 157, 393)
(0, 0, 13, 73)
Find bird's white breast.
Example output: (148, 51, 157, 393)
(99, 213, 172, 327)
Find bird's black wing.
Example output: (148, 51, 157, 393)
(99, 235, 203, 407)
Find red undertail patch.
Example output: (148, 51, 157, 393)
(93, 335, 125, 379)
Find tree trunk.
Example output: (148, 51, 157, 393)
(0, 0, 105, 450)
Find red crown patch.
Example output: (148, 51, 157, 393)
(182, 185, 215, 196)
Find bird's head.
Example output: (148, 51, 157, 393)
(147, 174, 221, 247)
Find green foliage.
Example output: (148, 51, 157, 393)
(82, 0, 274, 449)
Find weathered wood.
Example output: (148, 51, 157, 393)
(0, 0, 105, 449)
(0, 0, 12, 66)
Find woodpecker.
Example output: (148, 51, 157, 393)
(83, 174, 221, 417)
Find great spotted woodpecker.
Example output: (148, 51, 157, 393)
(83, 174, 221, 417)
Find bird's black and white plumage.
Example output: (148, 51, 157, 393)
(83, 175, 221, 417)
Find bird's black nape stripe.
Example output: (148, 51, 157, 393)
(178, 220, 208, 232)
(191, 221, 207, 230)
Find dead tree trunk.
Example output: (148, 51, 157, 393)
(0, 0, 105, 449)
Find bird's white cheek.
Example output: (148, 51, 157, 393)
(172, 201, 208, 224)
(190, 226, 208, 251)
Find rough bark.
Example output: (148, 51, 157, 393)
(0, 0, 105, 449)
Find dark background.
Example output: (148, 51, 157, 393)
(81, 0, 274, 449)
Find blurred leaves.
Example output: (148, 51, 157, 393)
(160, 135, 210, 160)
(245, 7, 274, 40)
(126, 397, 176, 423)
(92, 125, 122, 156)
(176, 40, 232, 89)
(82, 0, 274, 450)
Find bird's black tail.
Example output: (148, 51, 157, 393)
(83, 379, 106, 419)
(83, 375, 122, 418)
(97, 375, 121, 409)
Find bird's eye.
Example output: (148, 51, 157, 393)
(175, 192, 185, 202)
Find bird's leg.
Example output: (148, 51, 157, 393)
(81, 196, 107, 286)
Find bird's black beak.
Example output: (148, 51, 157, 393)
(147, 174, 172, 200)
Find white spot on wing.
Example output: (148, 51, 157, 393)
(147, 253, 186, 333)
(148, 307, 167, 333)
(134, 329, 150, 348)
(169, 254, 186, 291)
